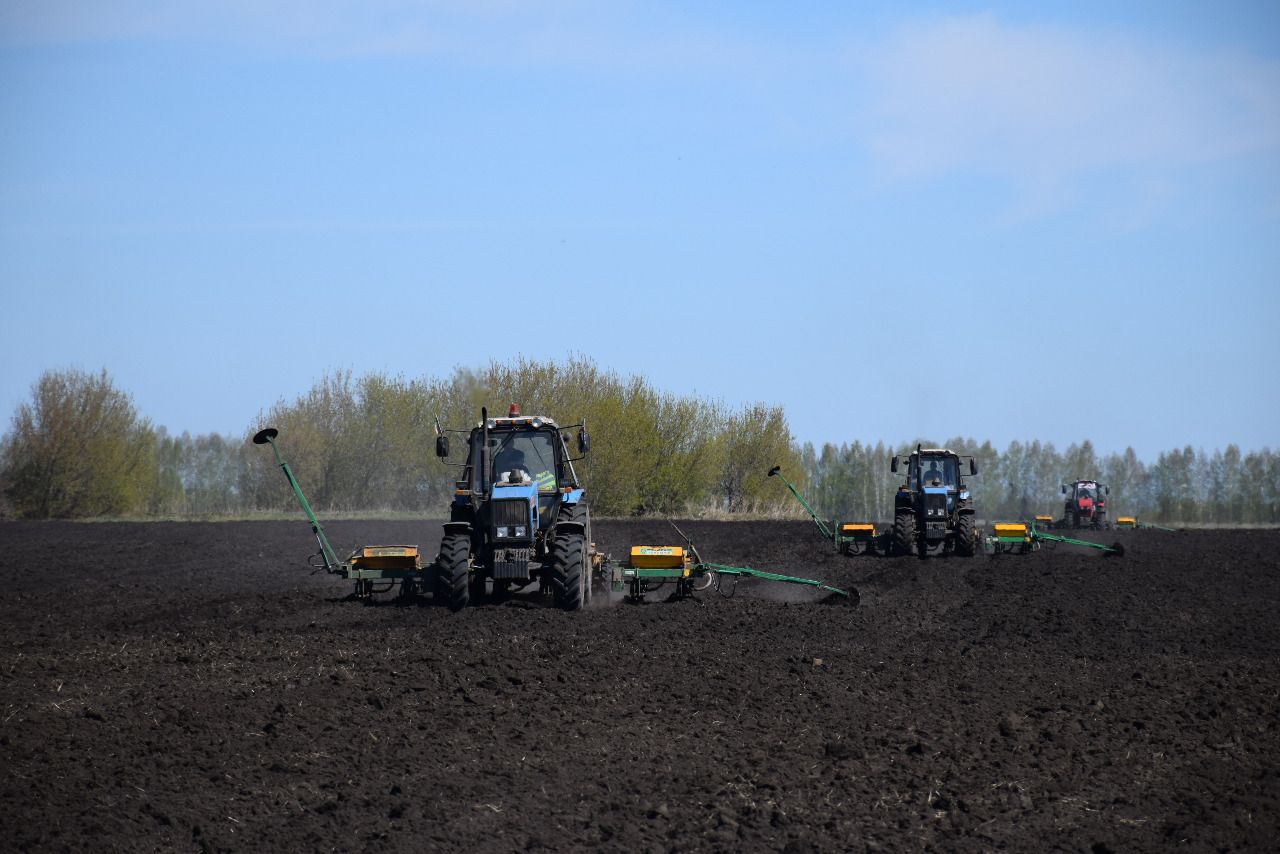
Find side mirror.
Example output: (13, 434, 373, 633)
(577, 428, 590, 453)
(890, 456, 899, 473)
(1105, 486, 1110, 495)
(768, 465, 780, 478)
(435, 434, 449, 458)
(969, 458, 978, 476)
(1061, 484, 1067, 495)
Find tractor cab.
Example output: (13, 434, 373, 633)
(914, 454, 959, 492)
(478, 424, 563, 516)
(895, 449, 973, 508)
(454, 407, 585, 537)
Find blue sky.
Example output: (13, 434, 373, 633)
(2, 1, 1278, 460)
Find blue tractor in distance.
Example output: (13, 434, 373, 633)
(434, 404, 593, 611)
(889, 445, 979, 558)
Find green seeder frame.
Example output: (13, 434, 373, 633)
(618, 560, 851, 602)
(984, 523, 1124, 557)
(255, 427, 434, 598)
(1115, 518, 1178, 532)
(613, 521, 853, 603)
(768, 466, 882, 555)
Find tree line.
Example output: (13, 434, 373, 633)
(0, 362, 798, 519)
(2, 364, 1276, 524)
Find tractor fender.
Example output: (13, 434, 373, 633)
(553, 520, 587, 537)
(560, 488, 586, 504)
(443, 521, 472, 536)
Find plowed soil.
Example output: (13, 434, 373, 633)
(1, 520, 1277, 852)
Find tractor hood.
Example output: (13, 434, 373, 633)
(492, 482, 538, 502)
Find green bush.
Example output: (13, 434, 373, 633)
(1, 369, 159, 518)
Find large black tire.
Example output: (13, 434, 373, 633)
(440, 532, 471, 612)
(954, 513, 976, 557)
(556, 501, 592, 605)
(551, 531, 585, 611)
(891, 511, 915, 556)
(559, 500, 589, 528)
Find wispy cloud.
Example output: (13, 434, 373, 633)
(856, 14, 1280, 218)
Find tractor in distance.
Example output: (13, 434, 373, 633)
(1060, 480, 1110, 529)
(889, 445, 979, 557)
(435, 404, 593, 612)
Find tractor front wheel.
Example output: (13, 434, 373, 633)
(551, 531, 586, 611)
(954, 514, 976, 557)
(555, 501, 592, 608)
(440, 533, 471, 612)
(891, 512, 916, 557)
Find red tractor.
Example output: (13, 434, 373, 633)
(1060, 480, 1110, 530)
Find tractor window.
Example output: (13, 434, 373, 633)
(917, 457, 957, 489)
(488, 431, 558, 492)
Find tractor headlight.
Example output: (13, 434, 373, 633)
(513, 525, 527, 537)
(497, 526, 509, 538)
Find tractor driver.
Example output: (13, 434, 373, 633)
(494, 447, 531, 484)
(923, 460, 944, 487)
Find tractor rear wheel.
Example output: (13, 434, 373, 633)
(891, 512, 915, 556)
(551, 531, 586, 611)
(440, 533, 470, 612)
(955, 514, 976, 557)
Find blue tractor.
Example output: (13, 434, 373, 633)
(434, 404, 593, 611)
(889, 446, 979, 558)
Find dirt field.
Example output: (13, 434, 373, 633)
(1, 519, 1277, 852)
